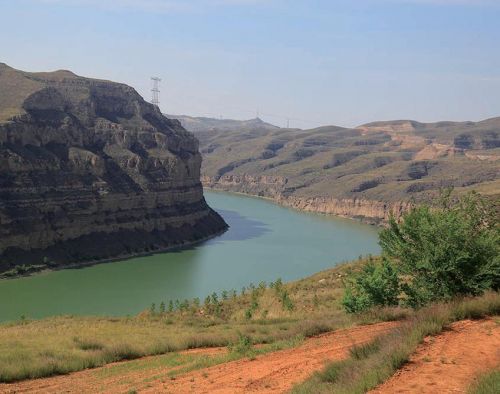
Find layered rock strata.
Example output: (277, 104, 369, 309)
(202, 175, 410, 224)
(0, 64, 227, 273)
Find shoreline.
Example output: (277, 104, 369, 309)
(0, 228, 228, 281)
(203, 186, 390, 227)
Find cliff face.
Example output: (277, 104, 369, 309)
(0, 64, 227, 274)
(201, 175, 410, 224)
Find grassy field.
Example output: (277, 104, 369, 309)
(0, 257, 405, 383)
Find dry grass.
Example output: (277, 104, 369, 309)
(468, 369, 500, 394)
(292, 291, 500, 394)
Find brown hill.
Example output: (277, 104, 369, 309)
(186, 116, 499, 223)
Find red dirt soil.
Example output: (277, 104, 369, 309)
(141, 321, 398, 394)
(370, 318, 500, 394)
(4, 319, 496, 394)
(0, 321, 398, 394)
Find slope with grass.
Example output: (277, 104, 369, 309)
(0, 322, 399, 393)
(293, 294, 500, 394)
(0, 64, 227, 275)
(175, 115, 500, 223)
(369, 318, 500, 394)
(1, 293, 498, 393)
(0, 257, 403, 383)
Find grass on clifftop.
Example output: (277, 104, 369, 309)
(0, 257, 405, 383)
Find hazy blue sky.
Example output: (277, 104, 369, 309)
(1, 0, 499, 128)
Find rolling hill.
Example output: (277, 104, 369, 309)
(173, 115, 500, 223)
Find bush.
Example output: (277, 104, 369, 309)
(344, 191, 500, 312)
(342, 259, 400, 313)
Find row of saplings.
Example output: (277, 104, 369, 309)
(149, 278, 294, 319)
(343, 190, 500, 312)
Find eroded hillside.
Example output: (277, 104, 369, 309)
(176, 116, 500, 223)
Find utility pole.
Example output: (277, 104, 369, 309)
(151, 77, 161, 107)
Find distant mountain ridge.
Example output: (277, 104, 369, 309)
(168, 114, 279, 132)
(186, 112, 499, 223)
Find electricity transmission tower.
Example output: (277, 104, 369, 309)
(151, 77, 161, 107)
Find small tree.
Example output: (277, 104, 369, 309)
(343, 191, 499, 312)
(380, 191, 499, 306)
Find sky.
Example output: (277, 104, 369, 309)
(1, 0, 499, 128)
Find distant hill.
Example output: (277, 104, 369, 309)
(168, 114, 279, 133)
(194, 115, 500, 223)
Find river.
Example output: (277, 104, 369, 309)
(0, 191, 380, 322)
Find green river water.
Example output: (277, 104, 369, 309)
(0, 191, 380, 322)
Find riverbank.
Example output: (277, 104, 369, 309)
(0, 190, 380, 321)
(202, 182, 410, 226)
(0, 228, 228, 281)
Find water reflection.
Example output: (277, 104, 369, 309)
(208, 209, 270, 242)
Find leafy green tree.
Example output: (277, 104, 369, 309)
(343, 191, 499, 312)
(380, 191, 499, 306)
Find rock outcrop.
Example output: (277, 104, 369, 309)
(202, 175, 410, 224)
(0, 64, 227, 274)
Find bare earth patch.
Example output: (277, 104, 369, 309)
(370, 319, 500, 394)
(0, 321, 398, 393)
(143, 321, 398, 394)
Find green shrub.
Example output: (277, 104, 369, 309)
(344, 191, 500, 312)
(342, 259, 400, 313)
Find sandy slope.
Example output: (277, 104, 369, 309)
(142, 322, 398, 394)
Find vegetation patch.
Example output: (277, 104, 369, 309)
(468, 369, 500, 394)
(293, 292, 500, 394)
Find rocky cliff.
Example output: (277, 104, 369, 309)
(201, 175, 410, 224)
(0, 63, 227, 275)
